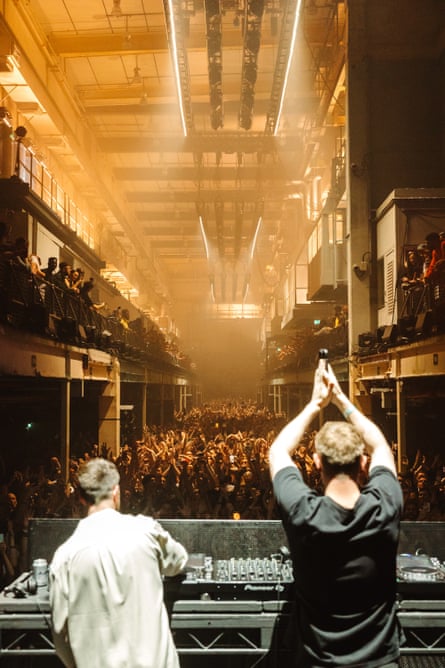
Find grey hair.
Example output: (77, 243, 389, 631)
(77, 458, 120, 505)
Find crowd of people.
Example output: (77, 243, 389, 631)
(0, 221, 192, 368)
(401, 231, 445, 318)
(0, 401, 444, 589)
(268, 303, 348, 372)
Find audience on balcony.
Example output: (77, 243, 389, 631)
(401, 249, 424, 286)
(4, 225, 445, 367)
(52, 261, 71, 291)
(0, 242, 192, 369)
(79, 276, 104, 310)
(423, 232, 442, 280)
(67, 267, 84, 294)
(28, 253, 46, 279)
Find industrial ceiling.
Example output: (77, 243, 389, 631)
(0, 0, 345, 335)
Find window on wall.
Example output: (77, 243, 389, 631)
(18, 143, 95, 251)
(53, 182, 65, 221)
(335, 209, 345, 243)
(328, 208, 345, 244)
(30, 159, 43, 197)
(295, 263, 308, 304)
(42, 168, 52, 209)
(308, 219, 322, 262)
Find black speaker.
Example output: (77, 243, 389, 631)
(48, 314, 60, 337)
(57, 316, 77, 342)
(358, 332, 375, 348)
(398, 315, 416, 339)
(85, 325, 97, 345)
(78, 324, 87, 342)
(415, 310, 433, 338)
(27, 303, 48, 333)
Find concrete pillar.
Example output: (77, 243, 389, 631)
(98, 357, 121, 458)
(345, 0, 375, 371)
(0, 121, 14, 178)
(395, 378, 406, 473)
(60, 377, 71, 483)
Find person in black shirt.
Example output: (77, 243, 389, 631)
(42, 257, 58, 283)
(269, 359, 403, 668)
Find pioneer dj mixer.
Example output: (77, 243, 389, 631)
(166, 554, 294, 601)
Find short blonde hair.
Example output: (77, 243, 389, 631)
(315, 421, 364, 465)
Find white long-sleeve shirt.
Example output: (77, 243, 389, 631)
(49, 509, 188, 668)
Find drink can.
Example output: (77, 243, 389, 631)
(32, 558, 49, 588)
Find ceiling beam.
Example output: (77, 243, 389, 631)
(98, 134, 302, 153)
(142, 225, 199, 235)
(48, 27, 278, 57)
(150, 239, 204, 248)
(83, 97, 278, 112)
(48, 22, 333, 57)
(135, 207, 284, 221)
(113, 165, 300, 180)
(82, 95, 318, 112)
(126, 188, 295, 203)
(49, 32, 170, 56)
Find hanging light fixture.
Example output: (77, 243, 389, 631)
(131, 66, 142, 84)
(110, 0, 122, 18)
(140, 79, 149, 105)
(122, 16, 133, 49)
(130, 56, 142, 84)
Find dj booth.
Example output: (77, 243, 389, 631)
(0, 519, 445, 667)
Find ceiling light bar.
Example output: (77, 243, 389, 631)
(249, 214, 263, 260)
(199, 215, 211, 259)
(273, 0, 304, 136)
(166, 0, 188, 137)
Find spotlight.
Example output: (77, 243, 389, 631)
(353, 252, 371, 279)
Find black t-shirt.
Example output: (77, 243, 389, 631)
(273, 465, 404, 667)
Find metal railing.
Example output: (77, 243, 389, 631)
(0, 260, 184, 370)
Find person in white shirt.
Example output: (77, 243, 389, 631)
(49, 458, 188, 668)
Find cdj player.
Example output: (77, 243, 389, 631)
(397, 552, 445, 599)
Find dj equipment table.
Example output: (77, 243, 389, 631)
(2, 520, 444, 666)
(1, 555, 445, 667)
(1, 599, 445, 667)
